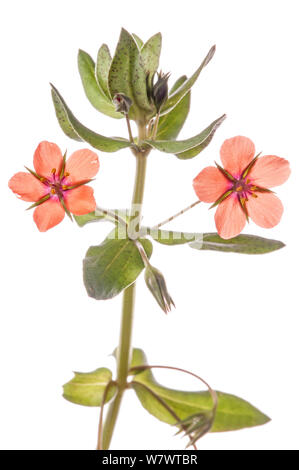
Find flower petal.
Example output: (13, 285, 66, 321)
(33, 199, 65, 232)
(65, 186, 96, 215)
(65, 149, 99, 184)
(215, 195, 247, 239)
(248, 155, 290, 188)
(247, 192, 283, 228)
(220, 136, 255, 178)
(33, 141, 63, 178)
(193, 166, 231, 203)
(8, 172, 47, 202)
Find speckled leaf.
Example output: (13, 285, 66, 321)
(160, 45, 216, 116)
(83, 232, 153, 300)
(130, 349, 270, 432)
(96, 44, 112, 99)
(108, 28, 154, 120)
(78, 49, 122, 119)
(146, 114, 226, 155)
(156, 76, 190, 140)
(51, 84, 131, 152)
(51, 87, 82, 142)
(141, 33, 162, 78)
(63, 368, 117, 407)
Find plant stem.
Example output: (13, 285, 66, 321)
(100, 124, 148, 450)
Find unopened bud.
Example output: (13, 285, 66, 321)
(152, 71, 170, 112)
(112, 93, 132, 114)
(144, 264, 175, 314)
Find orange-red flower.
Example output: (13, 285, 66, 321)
(9, 141, 99, 232)
(193, 136, 290, 239)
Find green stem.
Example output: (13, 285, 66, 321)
(100, 124, 148, 450)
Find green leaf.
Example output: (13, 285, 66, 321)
(78, 49, 122, 119)
(63, 367, 117, 407)
(96, 44, 113, 100)
(130, 349, 270, 432)
(83, 232, 153, 300)
(141, 32, 162, 78)
(146, 114, 226, 156)
(160, 45, 216, 116)
(191, 233, 285, 254)
(74, 209, 130, 227)
(132, 33, 144, 49)
(143, 228, 285, 253)
(108, 28, 154, 120)
(51, 87, 82, 142)
(50, 84, 131, 152)
(156, 76, 190, 140)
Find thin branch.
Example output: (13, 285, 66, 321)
(152, 200, 201, 229)
(125, 115, 135, 144)
(151, 111, 161, 140)
(95, 206, 128, 228)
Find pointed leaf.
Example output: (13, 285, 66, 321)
(63, 368, 117, 407)
(108, 28, 154, 120)
(132, 33, 144, 49)
(51, 88, 82, 142)
(130, 349, 270, 432)
(176, 114, 226, 159)
(78, 49, 122, 119)
(51, 84, 131, 152)
(160, 45, 216, 116)
(156, 76, 190, 140)
(146, 115, 226, 155)
(83, 231, 153, 300)
(96, 44, 113, 99)
(142, 228, 285, 253)
(141, 33, 162, 78)
(190, 233, 285, 254)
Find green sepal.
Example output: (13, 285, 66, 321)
(145, 114, 226, 156)
(26, 194, 50, 210)
(50, 84, 131, 152)
(83, 230, 153, 300)
(130, 349, 270, 432)
(63, 367, 117, 407)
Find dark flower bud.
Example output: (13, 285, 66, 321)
(112, 93, 132, 114)
(144, 264, 175, 314)
(152, 71, 170, 112)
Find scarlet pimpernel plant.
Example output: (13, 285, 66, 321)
(9, 28, 290, 449)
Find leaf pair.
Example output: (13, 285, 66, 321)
(63, 348, 270, 443)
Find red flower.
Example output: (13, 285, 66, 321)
(193, 136, 290, 239)
(9, 141, 99, 232)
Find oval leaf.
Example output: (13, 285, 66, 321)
(130, 349, 270, 432)
(78, 49, 122, 119)
(63, 367, 117, 407)
(83, 233, 153, 300)
(50, 84, 131, 152)
(146, 114, 226, 155)
(108, 28, 154, 120)
(96, 44, 112, 100)
(156, 76, 190, 141)
(160, 45, 216, 116)
(74, 209, 130, 227)
(51, 87, 82, 142)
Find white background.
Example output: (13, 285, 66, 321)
(1, 0, 298, 450)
